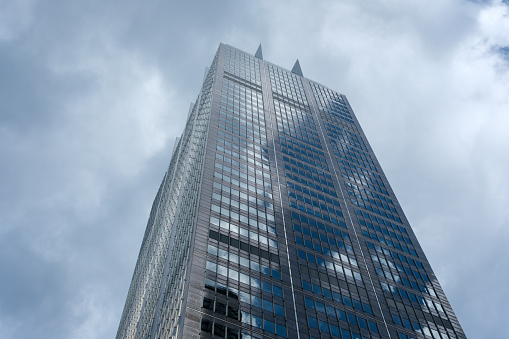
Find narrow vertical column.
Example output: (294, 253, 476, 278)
(259, 59, 301, 339)
(300, 78, 392, 338)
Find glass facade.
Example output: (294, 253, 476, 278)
(116, 44, 466, 339)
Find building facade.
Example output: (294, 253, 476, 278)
(116, 44, 466, 339)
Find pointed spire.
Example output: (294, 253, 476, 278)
(291, 59, 303, 76)
(255, 44, 263, 60)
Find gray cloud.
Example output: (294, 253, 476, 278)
(0, 0, 507, 338)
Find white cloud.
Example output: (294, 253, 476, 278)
(0, 0, 35, 41)
(68, 285, 118, 339)
(1, 0, 509, 338)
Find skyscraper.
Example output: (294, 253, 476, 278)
(117, 44, 466, 339)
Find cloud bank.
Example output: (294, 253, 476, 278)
(0, 0, 508, 337)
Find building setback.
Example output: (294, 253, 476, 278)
(116, 44, 466, 339)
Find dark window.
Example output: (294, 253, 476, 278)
(369, 321, 379, 333)
(201, 319, 213, 333)
(347, 313, 357, 325)
(215, 301, 226, 316)
(308, 316, 318, 329)
(214, 323, 225, 337)
(228, 306, 239, 320)
(226, 328, 238, 339)
(203, 297, 214, 311)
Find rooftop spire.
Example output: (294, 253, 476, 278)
(255, 44, 263, 60)
(291, 59, 303, 76)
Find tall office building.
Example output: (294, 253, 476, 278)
(117, 44, 465, 339)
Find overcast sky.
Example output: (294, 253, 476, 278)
(1, 0, 508, 338)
